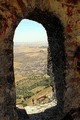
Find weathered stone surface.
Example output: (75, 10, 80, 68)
(0, 0, 80, 120)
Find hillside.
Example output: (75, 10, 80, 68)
(14, 44, 53, 107)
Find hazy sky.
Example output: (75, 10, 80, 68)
(13, 19, 48, 45)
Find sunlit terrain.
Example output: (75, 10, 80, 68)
(14, 44, 54, 107)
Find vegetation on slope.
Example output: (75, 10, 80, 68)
(14, 45, 53, 106)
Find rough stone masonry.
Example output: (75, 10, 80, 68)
(0, 0, 80, 120)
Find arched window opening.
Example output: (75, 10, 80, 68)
(13, 19, 57, 114)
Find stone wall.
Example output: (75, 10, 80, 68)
(0, 0, 80, 120)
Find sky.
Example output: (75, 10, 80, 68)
(13, 19, 48, 45)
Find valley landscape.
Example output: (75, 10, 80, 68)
(14, 43, 53, 107)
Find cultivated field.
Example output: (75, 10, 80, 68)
(14, 44, 53, 106)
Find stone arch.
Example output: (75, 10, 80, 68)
(0, 8, 67, 120)
(14, 9, 66, 119)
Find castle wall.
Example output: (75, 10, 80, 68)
(0, 0, 80, 119)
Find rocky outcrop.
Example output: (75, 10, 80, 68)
(0, 0, 80, 120)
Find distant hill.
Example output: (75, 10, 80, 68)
(14, 42, 48, 47)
